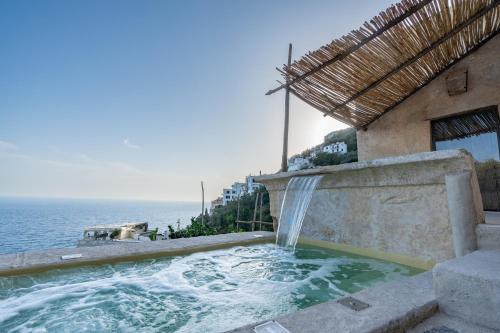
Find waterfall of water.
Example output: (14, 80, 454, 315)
(276, 175, 323, 249)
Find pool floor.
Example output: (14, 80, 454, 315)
(0, 243, 422, 333)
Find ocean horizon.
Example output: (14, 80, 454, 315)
(0, 197, 201, 254)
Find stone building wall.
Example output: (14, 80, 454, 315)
(357, 34, 500, 161)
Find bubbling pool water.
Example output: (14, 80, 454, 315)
(0, 244, 421, 333)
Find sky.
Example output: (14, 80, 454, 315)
(0, 0, 393, 202)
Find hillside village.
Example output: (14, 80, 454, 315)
(288, 127, 358, 171)
(210, 175, 263, 211)
(211, 127, 358, 210)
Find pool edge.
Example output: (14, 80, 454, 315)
(0, 232, 275, 277)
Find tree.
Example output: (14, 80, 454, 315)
(168, 187, 274, 239)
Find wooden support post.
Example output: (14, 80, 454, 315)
(236, 194, 241, 220)
(236, 194, 241, 231)
(201, 181, 205, 226)
(252, 193, 259, 232)
(259, 191, 263, 231)
(281, 43, 292, 172)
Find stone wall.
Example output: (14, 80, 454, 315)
(357, 34, 500, 161)
(255, 150, 483, 264)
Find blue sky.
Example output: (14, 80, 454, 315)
(0, 0, 393, 201)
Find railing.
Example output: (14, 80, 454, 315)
(235, 220, 273, 231)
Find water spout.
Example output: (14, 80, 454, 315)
(276, 175, 323, 249)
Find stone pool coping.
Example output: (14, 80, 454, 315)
(0, 231, 275, 276)
(254, 149, 472, 181)
(226, 271, 436, 333)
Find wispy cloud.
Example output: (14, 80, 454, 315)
(123, 138, 141, 149)
(0, 148, 197, 201)
(0, 140, 18, 151)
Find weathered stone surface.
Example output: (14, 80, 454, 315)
(409, 312, 497, 333)
(357, 33, 500, 162)
(0, 231, 275, 276)
(477, 224, 500, 250)
(445, 172, 478, 257)
(256, 150, 483, 263)
(226, 272, 436, 333)
(433, 250, 500, 330)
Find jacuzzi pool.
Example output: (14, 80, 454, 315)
(0, 243, 422, 333)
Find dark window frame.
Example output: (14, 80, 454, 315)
(431, 105, 500, 158)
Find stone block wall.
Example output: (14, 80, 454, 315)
(256, 150, 483, 263)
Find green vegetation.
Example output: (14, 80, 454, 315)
(167, 128, 359, 240)
(312, 150, 358, 166)
(324, 127, 357, 151)
(110, 229, 120, 239)
(475, 159, 500, 179)
(168, 188, 273, 239)
(168, 220, 217, 239)
(148, 228, 159, 241)
(292, 127, 358, 168)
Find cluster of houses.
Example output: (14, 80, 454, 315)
(210, 175, 262, 211)
(288, 141, 347, 171)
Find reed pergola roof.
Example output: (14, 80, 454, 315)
(269, 0, 500, 129)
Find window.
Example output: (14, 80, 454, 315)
(432, 106, 500, 211)
(431, 106, 500, 161)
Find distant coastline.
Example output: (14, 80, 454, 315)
(0, 197, 200, 254)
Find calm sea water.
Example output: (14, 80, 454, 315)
(0, 197, 200, 254)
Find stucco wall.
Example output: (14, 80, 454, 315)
(256, 150, 483, 264)
(357, 34, 500, 161)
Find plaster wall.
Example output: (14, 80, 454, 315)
(256, 150, 483, 264)
(357, 34, 500, 161)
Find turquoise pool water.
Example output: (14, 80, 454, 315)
(0, 244, 422, 333)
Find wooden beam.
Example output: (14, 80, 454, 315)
(201, 181, 205, 226)
(329, 0, 500, 117)
(236, 194, 241, 221)
(265, 0, 433, 96)
(281, 43, 292, 172)
(252, 193, 259, 232)
(259, 191, 263, 231)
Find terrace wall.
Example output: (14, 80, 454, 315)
(255, 150, 483, 266)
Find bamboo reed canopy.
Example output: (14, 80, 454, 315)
(269, 0, 500, 129)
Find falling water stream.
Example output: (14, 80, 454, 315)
(276, 175, 323, 249)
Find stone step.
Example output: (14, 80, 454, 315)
(408, 312, 497, 333)
(477, 224, 500, 250)
(433, 250, 500, 330)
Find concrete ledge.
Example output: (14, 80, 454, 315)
(433, 250, 500, 330)
(255, 149, 474, 186)
(477, 224, 500, 250)
(445, 171, 478, 257)
(226, 272, 437, 333)
(0, 231, 275, 277)
(409, 312, 498, 333)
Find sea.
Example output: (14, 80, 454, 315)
(0, 197, 201, 255)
